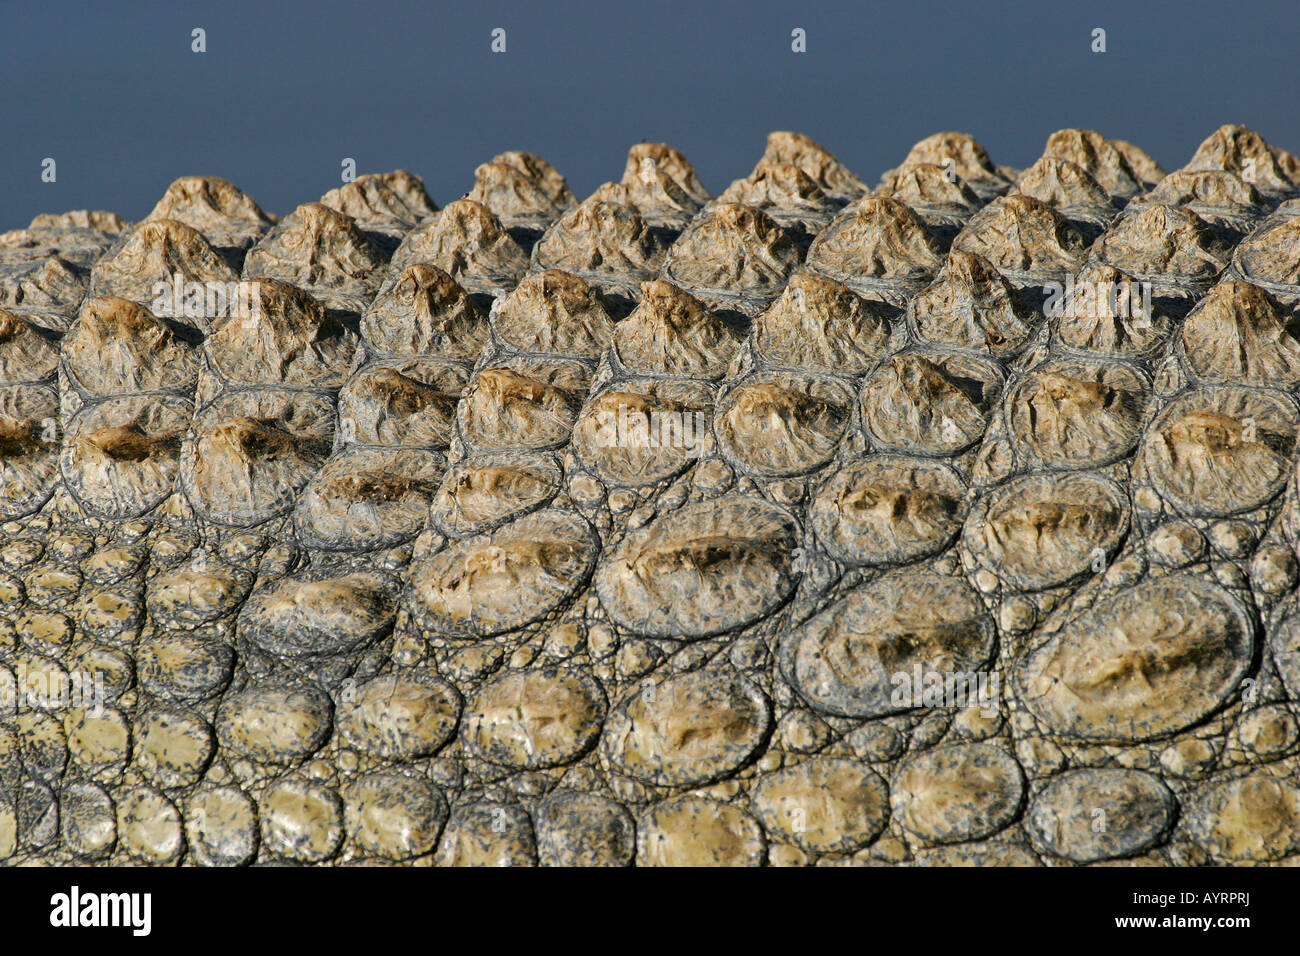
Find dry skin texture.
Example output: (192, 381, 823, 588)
(3, 126, 1300, 867)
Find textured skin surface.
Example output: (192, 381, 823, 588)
(3, 127, 1300, 866)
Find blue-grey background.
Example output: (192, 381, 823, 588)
(2, 0, 1296, 226)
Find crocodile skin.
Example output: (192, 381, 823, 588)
(2, 126, 1300, 866)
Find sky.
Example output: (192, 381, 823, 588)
(2, 0, 1297, 226)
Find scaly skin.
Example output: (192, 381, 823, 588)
(2, 128, 1300, 866)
